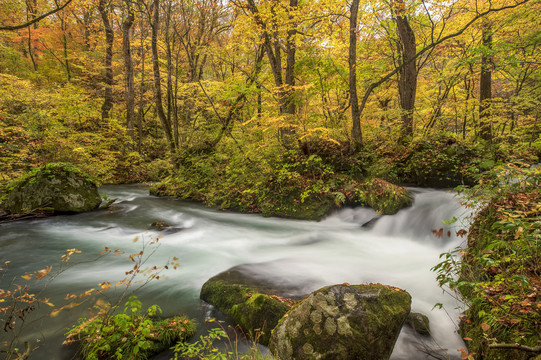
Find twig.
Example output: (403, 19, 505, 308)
(488, 344, 541, 353)
(0, 0, 74, 30)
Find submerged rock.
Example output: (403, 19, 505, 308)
(260, 192, 336, 221)
(269, 283, 411, 360)
(150, 221, 170, 230)
(149, 221, 185, 235)
(4, 163, 102, 214)
(200, 263, 306, 346)
(406, 312, 431, 336)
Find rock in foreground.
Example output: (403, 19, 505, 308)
(269, 284, 411, 360)
(200, 263, 307, 346)
(4, 163, 102, 214)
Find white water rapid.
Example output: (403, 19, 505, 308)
(0, 185, 472, 359)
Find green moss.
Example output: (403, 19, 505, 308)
(398, 136, 479, 187)
(269, 284, 411, 360)
(405, 312, 430, 336)
(358, 178, 413, 215)
(200, 273, 294, 346)
(4, 162, 102, 214)
(260, 191, 335, 221)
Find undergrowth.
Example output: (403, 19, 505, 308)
(66, 296, 196, 360)
(433, 165, 541, 359)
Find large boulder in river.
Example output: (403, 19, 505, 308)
(269, 284, 411, 360)
(361, 178, 413, 215)
(200, 264, 305, 346)
(3, 163, 102, 214)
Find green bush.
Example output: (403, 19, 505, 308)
(66, 296, 196, 360)
(432, 166, 541, 359)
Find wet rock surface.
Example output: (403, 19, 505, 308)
(4, 163, 101, 214)
(269, 284, 411, 360)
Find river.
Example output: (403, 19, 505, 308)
(0, 185, 471, 359)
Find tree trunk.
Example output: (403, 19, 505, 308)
(284, 0, 298, 115)
(479, 21, 493, 141)
(62, 24, 71, 81)
(164, 3, 174, 146)
(122, 0, 135, 143)
(26, 0, 38, 70)
(280, 0, 298, 146)
(98, 0, 114, 121)
(243, 0, 297, 146)
(245, 0, 285, 111)
(349, 0, 362, 146)
(83, 11, 92, 50)
(137, 22, 146, 154)
(395, 7, 417, 137)
(151, 0, 175, 152)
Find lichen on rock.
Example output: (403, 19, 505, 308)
(3, 162, 102, 214)
(269, 284, 411, 360)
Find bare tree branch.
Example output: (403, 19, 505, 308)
(0, 0, 74, 31)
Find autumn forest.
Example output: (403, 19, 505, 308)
(0, 0, 540, 358)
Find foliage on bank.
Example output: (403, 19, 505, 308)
(150, 134, 539, 219)
(0, 74, 172, 195)
(434, 165, 541, 359)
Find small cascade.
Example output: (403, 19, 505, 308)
(0, 185, 473, 360)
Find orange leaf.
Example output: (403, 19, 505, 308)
(35, 266, 52, 280)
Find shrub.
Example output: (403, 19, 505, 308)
(66, 296, 196, 360)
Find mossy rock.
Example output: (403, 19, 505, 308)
(360, 178, 413, 215)
(405, 312, 430, 336)
(399, 137, 478, 187)
(260, 192, 336, 221)
(4, 162, 101, 214)
(269, 284, 411, 360)
(200, 264, 304, 346)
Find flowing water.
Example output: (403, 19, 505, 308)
(0, 185, 472, 359)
